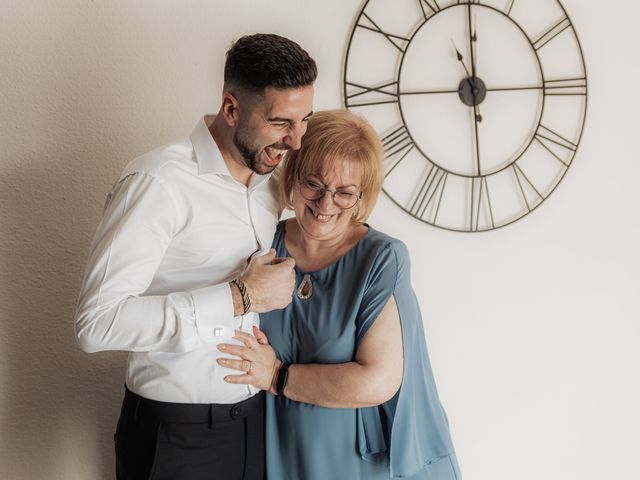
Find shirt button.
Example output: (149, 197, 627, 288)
(231, 406, 241, 418)
(213, 328, 224, 337)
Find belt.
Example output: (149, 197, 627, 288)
(123, 385, 264, 426)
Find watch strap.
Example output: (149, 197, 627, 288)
(276, 362, 290, 395)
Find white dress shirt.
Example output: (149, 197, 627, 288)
(75, 115, 281, 403)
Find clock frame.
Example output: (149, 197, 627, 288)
(343, 0, 588, 232)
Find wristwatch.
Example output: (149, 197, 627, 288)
(276, 362, 290, 396)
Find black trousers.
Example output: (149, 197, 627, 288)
(114, 386, 265, 480)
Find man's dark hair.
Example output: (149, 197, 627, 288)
(224, 33, 317, 97)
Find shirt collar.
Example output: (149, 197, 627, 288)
(190, 115, 231, 176)
(190, 115, 273, 188)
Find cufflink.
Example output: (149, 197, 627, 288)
(213, 328, 224, 337)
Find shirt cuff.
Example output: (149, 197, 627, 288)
(191, 283, 236, 342)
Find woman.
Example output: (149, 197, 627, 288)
(217, 110, 460, 479)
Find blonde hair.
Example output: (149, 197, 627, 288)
(280, 109, 383, 223)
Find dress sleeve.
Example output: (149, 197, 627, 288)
(355, 241, 461, 479)
(355, 242, 398, 347)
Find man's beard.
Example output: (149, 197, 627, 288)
(233, 125, 289, 175)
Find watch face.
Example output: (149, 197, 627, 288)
(344, 0, 587, 232)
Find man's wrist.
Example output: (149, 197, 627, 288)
(231, 278, 252, 315)
(230, 281, 245, 316)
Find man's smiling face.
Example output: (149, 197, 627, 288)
(233, 85, 314, 175)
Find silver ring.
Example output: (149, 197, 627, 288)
(247, 361, 253, 373)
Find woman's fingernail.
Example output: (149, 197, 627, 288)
(218, 344, 226, 351)
(218, 359, 227, 365)
(224, 376, 231, 382)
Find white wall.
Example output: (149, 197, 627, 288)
(1, 1, 638, 479)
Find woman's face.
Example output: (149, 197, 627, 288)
(292, 158, 363, 242)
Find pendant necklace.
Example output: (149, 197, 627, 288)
(296, 273, 313, 300)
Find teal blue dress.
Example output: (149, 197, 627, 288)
(261, 222, 461, 480)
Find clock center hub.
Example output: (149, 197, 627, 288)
(458, 76, 487, 107)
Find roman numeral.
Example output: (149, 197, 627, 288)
(420, 0, 441, 19)
(543, 77, 587, 96)
(357, 13, 410, 53)
(512, 163, 543, 212)
(534, 124, 577, 168)
(381, 126, 414, 177)
(409, 164, 448, 220)
(532, 16, 571, 51)
(469, 177, 495, 231)
(345, 81, 399, 108)
(505, 0, 516, 16)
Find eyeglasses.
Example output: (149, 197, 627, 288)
(298, 179, 362, 209)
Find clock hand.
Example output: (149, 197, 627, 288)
(451, 40, 482, 123)
(452, 42, 482, 123)
(451, 40, 471, 78)
(474, 103, 482, 123)
(467, 4, 476, 78)
(466, 6, 482, 125)
(472, 97, 482, 176)
(466, 4, 481, 175)
(452, 40, 482, 122)
(470, 12, 478, 78)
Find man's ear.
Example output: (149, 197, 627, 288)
(221, 92, 240, 127)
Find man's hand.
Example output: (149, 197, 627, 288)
(241, 249, 295, 313)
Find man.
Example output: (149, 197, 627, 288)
(75, 34, 316, 480)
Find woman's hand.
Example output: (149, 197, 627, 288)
(217, 326, 281, 394)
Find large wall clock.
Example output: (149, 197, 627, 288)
(343, 0, 587, 232)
